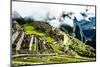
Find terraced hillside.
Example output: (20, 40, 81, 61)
(12, 21, 96, 66)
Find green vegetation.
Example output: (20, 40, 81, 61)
(23, 24, 45, 36)
(12, 56, 95, 66)
(44, 36, 55, 42)
(13, 57, 46, 63)
(48, 56, 92, 63)
(31, 44, 36, 52)
(23, 23, 55, 43)
(51, 44, 64, 54)
(17, 22, 96, 58)
(69, 36, 96, 58)
(12, 20, 96, 66)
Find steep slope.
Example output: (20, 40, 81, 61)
(59, 11, 96, 49)
(12, 20, 96, 58)
(12, 21, 96, 66)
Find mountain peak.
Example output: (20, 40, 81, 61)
(12, 11, 22, 19)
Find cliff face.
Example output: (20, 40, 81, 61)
(60, 13, 96, 49)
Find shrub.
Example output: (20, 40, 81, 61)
(69, 38, 96, 58)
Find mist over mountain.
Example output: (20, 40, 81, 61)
(60, 10, 96, 48)
(12, 11, 22, 19)
(12, 2, 96, 66)
(12, 7, 96, 49)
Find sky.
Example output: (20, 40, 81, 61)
(12, 1, 95, 19)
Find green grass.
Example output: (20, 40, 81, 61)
(23, 24, 55, 43)
(44, 36, 55, 42)
(23, 24, 45, 36)
(51, 44, 64, 54)
(13, 57, 46, 63)
(48, 56, 90, 63)
(31, 44, 36, 52)
(12, 56, 95, 66)
(69, 36, 96, 58)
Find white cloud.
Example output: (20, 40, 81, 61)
(12, 1, 95, 27)
(12, 1, 95, 18)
